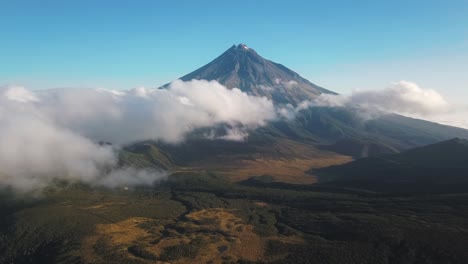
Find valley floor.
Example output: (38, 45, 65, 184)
(2, 173, 468, 264)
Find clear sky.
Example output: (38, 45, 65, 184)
(1, 0, 467, 101)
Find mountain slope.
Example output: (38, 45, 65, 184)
(255, 107, 468, 154)
(164, 44, 335, 104)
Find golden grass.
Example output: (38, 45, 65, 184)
(180, 208, 264, 263)
(220, 156, 352, 183)
(80, 217, 154, 263)
(83, 202, 126, 210)
(254, 201, 269, 207)
(176, 139, 353, 184)
(80, 208, 304, 263)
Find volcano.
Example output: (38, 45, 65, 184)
(164, 44, 335, 104)
(162, 43, 468, 148)
(135, 44, 468, 183)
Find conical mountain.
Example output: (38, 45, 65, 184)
(166, 44, 336, 104)
(123, 44, 468, 182)
(160, 43, 468, 153)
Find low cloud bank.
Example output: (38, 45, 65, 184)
(286, 81, 454, 120)
(0, 79, 463, 192)
(38, 80, 276, 144)
(0, 80, 277, 193)
(349, 81, 449, 115)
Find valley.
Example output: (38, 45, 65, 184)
(2, 167, 468, 263)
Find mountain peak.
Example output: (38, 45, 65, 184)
(236, 43, 250, 51)
(239, 43, 249, 49)
(226, 43, 257, 56)
(164, 44, 336, 104)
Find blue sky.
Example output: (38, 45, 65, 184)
(1, 0, 467, 99)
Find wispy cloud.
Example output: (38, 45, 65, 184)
(308, 81, 450, 115)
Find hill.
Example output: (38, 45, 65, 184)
(315, 138, 468, 191)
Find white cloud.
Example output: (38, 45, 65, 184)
(97, 167, 167, 188)
(299, 81, 450, 116)
(218, 127, 249, 141)
(1, 79, 463, 193)
(295, 81, 467, 128)
(273, 78, 298, 88)
(426, 108, 468, 129)
(257, 84, 274, 91)
(285, 80, 298, 88)
(36, 79, 277, 144)
(0, 80, 278, 193)
(346, 81, 450, 116)
(4, 86, 39, 103)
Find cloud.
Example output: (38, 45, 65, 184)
(285, 80, 298, 89)
(97, 167, 167, 188)
(426, 107, 468, 129)
(297, 81, 451, 117)
(346, 81, 450, 116)
(288, 80, 468, 129)
(257, 84, 274, 91)
(0, 87, 167, 193)
(273, 78, 298, 88)
(0, 80, 278, 193)
(2, 78, 461, 193)
(37, 79, 276, 144)
(4, 85, 39, 102)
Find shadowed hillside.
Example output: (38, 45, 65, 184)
(315, 138, 468, 192)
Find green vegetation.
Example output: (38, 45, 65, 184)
(2, 169, 468, 263)
(159, 237, 204, 261)
(127, 244, 157, 260)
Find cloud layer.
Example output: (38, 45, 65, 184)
(0, 80, 277, 192)
(0, 79, 464, 193)
(37, 80, 276, 144)
(346, 81, 450, 116)
(298, 81, 451, 117)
